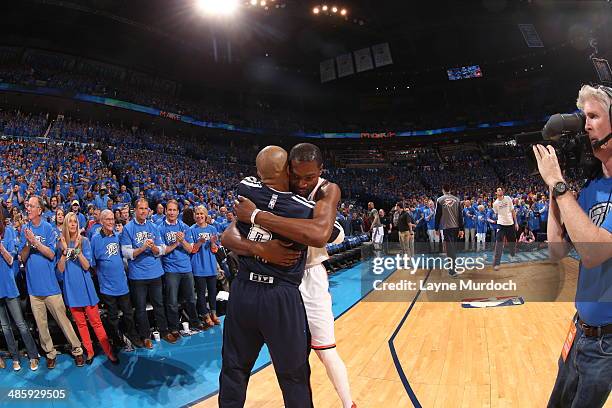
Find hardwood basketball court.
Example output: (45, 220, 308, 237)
(196, 257, 611, 407)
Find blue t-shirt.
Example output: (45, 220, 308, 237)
(527, 210, 540, 231)
(486, 209, 499, 231)
(61, 237, 99, 308)
(424, 207, 436, 230)
(214, 217, 230, 234)
(534, 201, 548, 223)
(476, 210, 488, 234)
(463, 207, 475, 229)
(575, 176, 612, 326)
(152, 213, 165, 225)
(159, 219, 194, 273)
(0, 230, 18, 299)
(190, 224, 219, 277)
(87, 223, 102, 241)
(119, 219, 165, 280)
(19, 220, 60, 296)
(90, 231, 129, 296)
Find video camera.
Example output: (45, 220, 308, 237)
(523, 85, 612, 178)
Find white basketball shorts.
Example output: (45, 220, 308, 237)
(299, 263, 336, 350)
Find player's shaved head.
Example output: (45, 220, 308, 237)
(256, 146, 289, 189)
(255, 146, 287, 181)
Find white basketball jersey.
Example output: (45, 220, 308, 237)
(306, 178, 330, 268)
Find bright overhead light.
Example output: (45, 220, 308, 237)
(322, 5, 328, 11)
(197, 0, 239, 15)
(250, 0, 257, 4)
(260, 0, 266, 5)
(340, 8, 347, 15)
(332, 6, 337, 12)
(313, 6, 320, 14)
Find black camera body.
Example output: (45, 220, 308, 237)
(524, 85, 612, 179)
(523, 112, 599, 178)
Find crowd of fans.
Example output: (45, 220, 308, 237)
(0, 103, 579, 373)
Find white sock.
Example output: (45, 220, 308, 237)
(316, 348, 353, 408)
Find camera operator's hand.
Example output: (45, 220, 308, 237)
(532, 145, 565, 188)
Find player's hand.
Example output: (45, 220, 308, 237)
(459, 231, 464, 239)
(234, 196, 257, 224)
(144, 239, 154, 249)
(435, 230, 440, 237)
(211, 235, 218, 244)
(256, 240, 301, 267)
(532, 145, 565, 188)
(514, 223, 519, 231)
(176, 231, 185, 243)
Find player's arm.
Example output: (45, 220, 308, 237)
(240, 183, 342, 248)
(221, 222, 301, 267)
(434, 200, 442, 231)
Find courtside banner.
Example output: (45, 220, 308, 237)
(0, 81, 552, 139)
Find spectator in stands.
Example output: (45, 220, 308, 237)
(337, 208, 352, 238)
(423, 200, 437, 252)
(117, 185, 131, 206)
(159, 199, 204, 335)
(120, 198, 177, 347)
(533, 194, 549, 240)
(519, 226, 535, 243)
(86, 208, 102, 240)
(44, 196, 59, 224)
(152, 203, 165, 225)
(94, 187, 110, 210)
(57, 212, 118, 365)
(90, 210, 141, 349)
(190, 205, 220, 328)
(350, 212, 364, 235)
(20, 196, 85, 369)
(475, 205, 488, 252)
(69, 200, 87, 233)
(463, 200, 476, 251)
(182, 207, 195, 227)
(397, 204, 413, 256)
(0, 211, 40, 371)
(120, 205, 131, 224)
(54, 208, 65, 233)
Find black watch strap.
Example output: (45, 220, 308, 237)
(553, 181, 569, 198)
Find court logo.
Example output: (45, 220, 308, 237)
(589, 202, 610, 227)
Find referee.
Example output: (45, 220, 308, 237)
(435, 185, 464, 277)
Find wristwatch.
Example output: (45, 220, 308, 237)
(552, 181, 569, 198)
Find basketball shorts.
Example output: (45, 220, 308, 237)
(372, 226, 384, 244)
(299, 263, 336, 350)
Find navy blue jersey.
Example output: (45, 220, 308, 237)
(236, 176, 315, 285)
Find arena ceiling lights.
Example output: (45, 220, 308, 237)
(313, 4, 348, 17)
(196, 0, 239, 16)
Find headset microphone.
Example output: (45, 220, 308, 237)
(592, 133, 612, 149)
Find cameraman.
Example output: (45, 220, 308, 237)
(533, 84, 612, 408)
